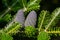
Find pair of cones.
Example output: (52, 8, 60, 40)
(14, 9, 37, 27)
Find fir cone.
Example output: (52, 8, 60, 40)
(14, 9, 25, 26)
(25, 11, 37, 27)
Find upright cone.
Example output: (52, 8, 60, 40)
(25, 11, 37, 27)
(14, 9, 25, 26)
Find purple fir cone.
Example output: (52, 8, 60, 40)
(14, 9, 25, 26)
(25, 11, 37, 27)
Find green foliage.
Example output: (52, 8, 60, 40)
(37, 31, 50, 40)
(11, 0, 26, 12)
(49, 8, 60, 27)
(25, 26, 36, 37)
(2, 0, 41, 12)
(38, 10, 50, 31)
(38, 8, 60, 32)
(0, 14, 11, 22)
(4, 22, 22, 35)
(45, 8, 60, 31)
(37, 8, 60, 40)
(26, 0, 41, 12)
(0, 31, 13, 40)
(3, 14, 12, 22)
